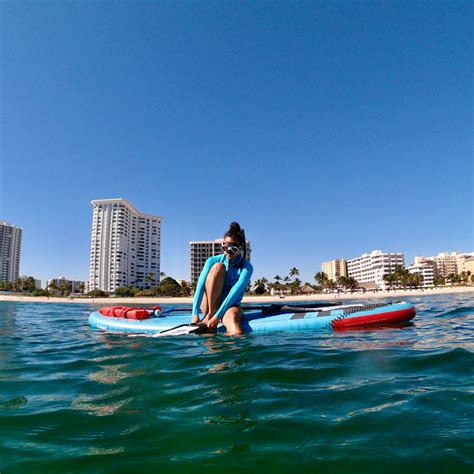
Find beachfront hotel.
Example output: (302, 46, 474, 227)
(0, 221, 22, 283)
(321, 259, 348, 281)
(407, 257, 435, 288)
(47, 277, 85, 293)
(190, 239, 252, 284)
(347, 250, 405, 290)
(88, 199, 162, 292)
(422, 252, 474, 278)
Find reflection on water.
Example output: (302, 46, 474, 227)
(88, 364, 145, 384)
(72, 396, 134, 417)
(89, 446, 125, 456)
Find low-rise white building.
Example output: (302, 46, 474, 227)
(347, 250, 405, 290)
(419, 252, 474, 277)
(47, 277, 85, 293)
(407, 257, 434, 288)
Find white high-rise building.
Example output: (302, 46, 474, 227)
(0, 221, 22, 283)
(407, 256, 435, 288)
(88, 199, 162, 292)
(190, 239, 252, 284)
(347, 250, 405, 290)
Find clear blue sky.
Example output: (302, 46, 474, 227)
(1, 1, 472, 285)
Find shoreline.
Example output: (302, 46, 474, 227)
(0, 286, 473, 305)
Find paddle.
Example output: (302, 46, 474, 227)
(269, 303, 366, 315)
(245, 302, 342, 312)
(152, 323, 212, 337)
(159, 301, 343, 317)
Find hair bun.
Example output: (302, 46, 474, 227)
(229, 222, 241, 232)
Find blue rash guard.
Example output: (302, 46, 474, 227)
(192, 254, 253, 321)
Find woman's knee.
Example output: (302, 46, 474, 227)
(210, 262, 225, 274)
(224, 307, 242, 324)
(207, 262, 226, 280)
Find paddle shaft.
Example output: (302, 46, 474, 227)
(159, 301, 342, 316)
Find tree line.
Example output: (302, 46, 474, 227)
(383, 265, 473, 289)
(251, 268, 359, 295)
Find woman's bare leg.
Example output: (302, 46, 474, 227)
(222, 306, 244, 335)
(191, 263, 226, 324)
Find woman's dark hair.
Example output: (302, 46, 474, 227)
(224, 222, 247, 262)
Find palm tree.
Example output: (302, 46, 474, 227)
(392, 265, 408, 288)
(433, 275, 445, 287)
(146, 272, 155, 288)
(0, 281, 13, 291)
(23, 276, 37, 293)
(347, 277, 359, 291)
(446, 273, 460, 285)
(289, 267, 299, 280)
(48, 281, 59, 295)
(383, 273, 396, 290)
(314, 272, 329, 288)
(273, 275, 282, 295)
(336, 275, 349, 291)
(409, 273, 423, 289)
(59, 280, 72, 296)
(253, 279, 267, 294)
(13, 278, 23, 292)
(290, 278, 302, 295)
(459, 271, 469, 285)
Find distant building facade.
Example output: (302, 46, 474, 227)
(407, 256, 435, 288)
(429, 252, 460, 277)
(420, 252, 474, 278)
(463, 257, 474, 275)
(190, 239, 252, 284)
(88, 198, 162, 292)
(347, 250, 405, 290)
(47, 277, 85, 293)
(0, 221, 22, 283)
(18, 276, 42, 290)
(321, 259, 347, 281)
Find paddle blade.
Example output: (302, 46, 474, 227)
(152, 324, 207, 337)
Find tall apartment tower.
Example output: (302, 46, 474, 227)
(321, 259, 347, 281)
(190, 239, 252, 284)
(0, 221, 22, 283)
(88, 199, 162, 292)
(347, 250, 405, 290)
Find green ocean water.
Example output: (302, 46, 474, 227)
(0, 294, 473, 473)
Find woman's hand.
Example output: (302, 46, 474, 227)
(207, 315, 220, 329)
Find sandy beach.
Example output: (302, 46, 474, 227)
(1, 286, 473, 305)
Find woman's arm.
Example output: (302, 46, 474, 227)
(214, 263, 253, 320)
(191, 256, 218, 319)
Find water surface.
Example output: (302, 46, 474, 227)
(1, 293, 473, 472)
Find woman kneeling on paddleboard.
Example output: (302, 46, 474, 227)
(191, 222, 253, 335)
